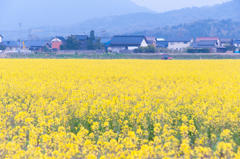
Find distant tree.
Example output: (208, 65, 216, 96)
(61, 35, 80, 50)
(0, 45, 6, 50)
(134, 45, 156, 53)
(87, 30, 95, 50)
(60, 44, 67, 50)
(94, 38, 104, 49)
(44, 46, 49, 52)
(147, 45, 156, 53)
(226, 45, 236, 52)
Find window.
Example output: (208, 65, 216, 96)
(170, 42, 175, 45)
(184, 42, 188, 44)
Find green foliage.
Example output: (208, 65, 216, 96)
(131, 19, 240, 39)
(60, 45, 67, 50)
(61, 35, 80, 50)
(188, 48, 210, 53)
(87, 30, 95, 50)
(44, 46, 49, 52)
(226, 45, 236, 51)
(135, 45, 156, 53)
(0, 45, 6, 50)
(94, 38, 104, 49)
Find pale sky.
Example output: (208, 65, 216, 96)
(131, 0, 232, 12)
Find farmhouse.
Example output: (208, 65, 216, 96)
(220, 38, 233, 46)
(196, 37, 220, 46)
(146, 37, 157, 47)
(167, 37, 194, 51)
(234, 40, 240, 47)
(108, 35, 148, 53)
(51, 36, 66, 50)
(190, 40, 226, 53)
(2, 41, 21, 52)
(25, 41, 51, 52)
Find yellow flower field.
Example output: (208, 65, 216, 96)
(0, 59, 240, 158)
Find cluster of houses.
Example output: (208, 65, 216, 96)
(0, 34, 240, 53)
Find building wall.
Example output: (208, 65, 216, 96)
(234, 43, 240, 47)
(168, 41, 192, 50)
(108, 46, 125, 53)
(5, 46, 20, 51)
(128, 46, 138, 50)
(0, 36, 2, 43)
(52, 42, 62, 50)
(141, 39, 148, 47)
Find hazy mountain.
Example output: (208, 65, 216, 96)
(1, 0, 239, 40)
(0, 0, 153, 30)
(129, 19, 240, 39)
(64, 0, 239, 36)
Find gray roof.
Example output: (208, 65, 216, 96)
(198, 41, 217, 46)
(220, 38, 233, 43)
(25, 41, 50, 47)
(234, 40, 240, 44)
(110, 35, 146, 46)
(2, 41, 20, 47)
(190, 41, 220, 48)
(0, 35, 3, 38)
(74, 35, 88, 41)
(167, 36, 193, 42)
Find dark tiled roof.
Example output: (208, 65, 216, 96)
(220, 38, 233, 43)
(156, 41, 168, 48)
(110, 35, 146, 46)
(55, 36, 66, 42)
(167, 36, 193, 42)
(198, 41, 217, 46)
(0, 35, 3, 38)
(25, 41, 50, 47)
(2, 41, 20, 47)
(190, 41, 219, 48)
(74, 35, 88, 41)
(234, 40, 240, 44)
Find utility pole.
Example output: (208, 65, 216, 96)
(19, 23, 22, 50)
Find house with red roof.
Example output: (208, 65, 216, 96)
(191, 37, 227, 53)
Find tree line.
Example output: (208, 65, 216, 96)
(60, 30, 104, 50)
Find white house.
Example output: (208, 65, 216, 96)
(0, 35, 3, 43)
(108, 35, 148, 53)
(167, 37, 194, 51)
(234, 40, 240, 48)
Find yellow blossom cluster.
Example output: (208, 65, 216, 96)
(0, 59, 239, 158)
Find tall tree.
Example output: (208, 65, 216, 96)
(61, 35, 80, 50)
(87, 30, 95, 50)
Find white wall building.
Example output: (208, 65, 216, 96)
(234, 40, 240, 48)
(167, 37, 194, 51)
(108, 35, 148, 53)
(0, 35, 3, 43)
